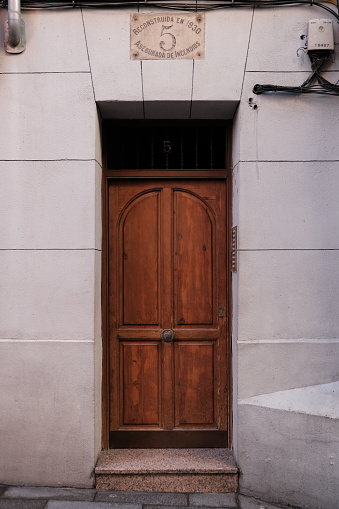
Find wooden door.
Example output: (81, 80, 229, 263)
(108, 178, 229, 448)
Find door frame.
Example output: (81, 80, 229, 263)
(101, 121, 233, 450)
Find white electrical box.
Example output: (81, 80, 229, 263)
(308, 19, 334, 51)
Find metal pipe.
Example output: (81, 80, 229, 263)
(8, 0, 22, 47)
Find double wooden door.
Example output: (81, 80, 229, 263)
(108, 178, 229, 448)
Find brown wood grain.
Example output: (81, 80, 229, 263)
(107, 179, 229, 446)
(175, 342, 215, 426)
(121, 192, 160, 325)
(174, 191, 213, 326)
(121, 342, 160, 426)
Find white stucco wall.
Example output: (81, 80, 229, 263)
(238, 382, 339, 508)
(0, 4, 338, 504)
(233, 7, 339, 508)
(0, 7, 102, 487)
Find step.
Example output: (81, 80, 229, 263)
(95, 448, 238, 493)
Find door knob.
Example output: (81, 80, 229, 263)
(161, 329, 174, 342)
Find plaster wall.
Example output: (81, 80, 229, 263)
(234, 6, 339, 506)
(238, 383, 339, 509)
(0, 8, 102, 487)
(0, 3, 338, 502)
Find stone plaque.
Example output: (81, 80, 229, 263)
(130, 13, 205, 60)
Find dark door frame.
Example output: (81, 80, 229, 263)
(101, 120, 233, 450)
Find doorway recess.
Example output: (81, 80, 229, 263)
(102, 120, 232, 450)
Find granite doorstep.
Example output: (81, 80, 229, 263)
(96, 450, 237, 475)
(95, 449, 238, 493)
(96, 474, 238, 493)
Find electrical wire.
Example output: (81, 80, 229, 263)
(0, 0, 338, 21)
(253, 51, 339, 95)
(2, 0, 339, 97)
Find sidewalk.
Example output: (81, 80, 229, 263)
(0, 486, 293, 509)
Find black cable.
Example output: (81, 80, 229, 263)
(253, 51, 339, 95)
(1, 0, 338, 96)
(0, 0, 338, 22)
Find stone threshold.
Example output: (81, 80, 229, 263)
(95, 448, 238, 493)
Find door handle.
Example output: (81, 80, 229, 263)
(161, 329, 174, 342)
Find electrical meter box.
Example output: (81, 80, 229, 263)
(308, 19, 334, 51)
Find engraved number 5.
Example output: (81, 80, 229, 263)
(160, 25, 176, 51)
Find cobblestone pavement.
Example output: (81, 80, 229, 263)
(0, 486, 294, 509)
